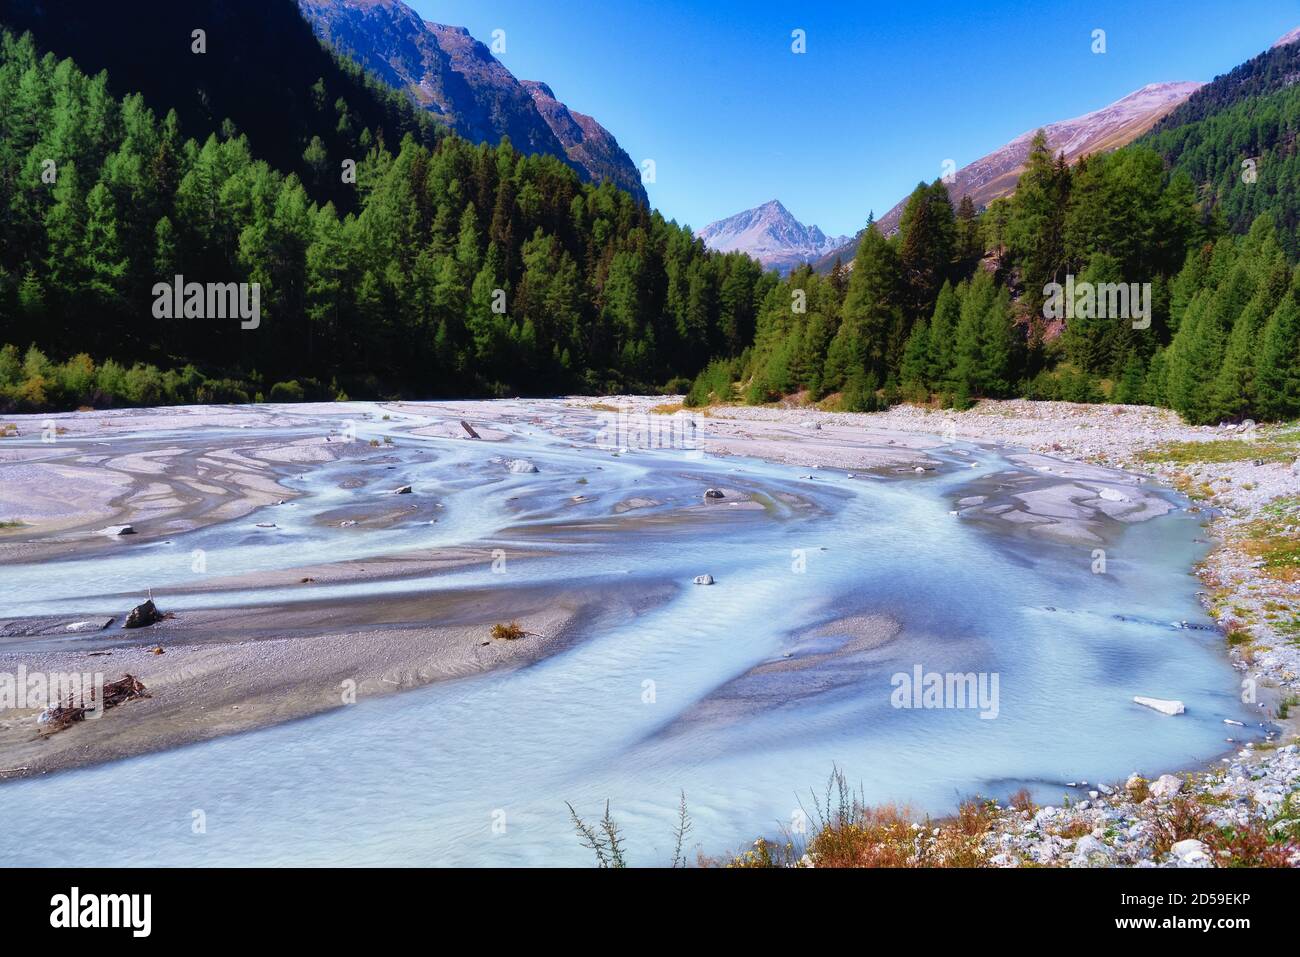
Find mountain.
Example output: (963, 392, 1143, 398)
(298, 0, 647, 204)
(697, 200, 849, 274)
(520, 81, 646, 202)
(815, 80, 1202, 270)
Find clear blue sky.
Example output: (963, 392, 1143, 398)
(414, 0, 1300, 236)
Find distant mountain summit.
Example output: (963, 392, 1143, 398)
(298, 0, 647, 203)
(815, 80, 1202, 270)
(697, 200, 849, 274)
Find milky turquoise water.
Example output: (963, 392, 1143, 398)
(0, 402, 1259, 865)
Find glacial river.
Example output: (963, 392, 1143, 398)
(0, 402, 1260, 865)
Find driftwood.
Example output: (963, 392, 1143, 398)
(38, 674, 149, 734)
(460, 420, 480, 439)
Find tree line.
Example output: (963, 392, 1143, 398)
(689, 130, 1300, 424)
(0, 30, 767, 409)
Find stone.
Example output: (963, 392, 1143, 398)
(508, 460, 538, 474)
(392, 485, 412, 494)
(1075, 835, 1110, 859)
(101, 524, 136, 536)
(65, 619, 112, 633)
(693, 574, 714, 585)
(124, 600, 163, 629)
(1149, 774, 1183, 799)
(1134, 696, 1185, 716)
(1170, 838, 1211, 865)
(703, 488, 725, 499)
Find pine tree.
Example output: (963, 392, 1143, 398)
(1256, 287, 1300, 420)
(899, 318, 930, 401)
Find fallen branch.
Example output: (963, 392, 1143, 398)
(38, 674, 150, 734)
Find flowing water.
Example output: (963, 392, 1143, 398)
(0, 402, 1258, 865)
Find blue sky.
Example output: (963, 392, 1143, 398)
(415, 0, 1300, 236)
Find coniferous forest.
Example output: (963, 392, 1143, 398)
(0, 8, 1298, 425)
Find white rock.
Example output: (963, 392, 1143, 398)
(1134, 696, 1185, 716)
(1098, 487, 1128, 502)
(692, 574, 714, 586)
(508, 459, 538, 473)
(392, 485, 412, 494)
(703, 488, 725, 499)
(65, 619, 111, 633)
(1149, 774, 1183, 799)
(1075, 835, 1110, 859)
(100, 524, 136, 536)
(1223, 719, 1245, 727)
(1170, 838, 1211, 865)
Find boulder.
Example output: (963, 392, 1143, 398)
(508, 460, 538, 474)
(65, 618, 112, 633)
(703, 488, 725, 499)
(693, 574, 714, 585)
(1074, 835, 1111, 860)
(1098, 487, 1128, 502)
(392, 485, 412, 494)
(124, 600, 163, 629)
(1149, 774, 1183, 799)
(1134, 696, 1185, 716)
(1170, 838, 1211, 865)
(101, 524, 136, 536)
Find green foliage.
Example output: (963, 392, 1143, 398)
(0, 28, 756, 408)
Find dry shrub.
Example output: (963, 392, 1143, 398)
(1151, 797, 1215, 855)
(1207, 824, 1298, 868)
(1009, 788, 1037, 815)
(490, 621, 525, 641)
(798, 769, 994, 868)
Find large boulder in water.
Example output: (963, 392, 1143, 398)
(124, 599, 163, 629)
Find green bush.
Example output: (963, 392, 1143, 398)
(269, 380, 305, 402)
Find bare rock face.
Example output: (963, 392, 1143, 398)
(124, 600, 163, 629)
(298, 1, 646, 204)
(520, 81, 648, 204)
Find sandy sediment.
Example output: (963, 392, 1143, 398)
(0, 579, 670, 778)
